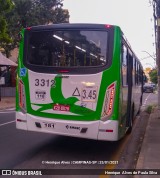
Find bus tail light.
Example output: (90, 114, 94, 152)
(106, 129, 113, 132)
(26, 27, 31, 30)
(18, 80, 26, 111)
(101, 82, 116, 120)
(58, 70, 69, 73)
(105, 24, 112, 28)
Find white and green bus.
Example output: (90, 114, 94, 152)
(16, 24, 143, 141)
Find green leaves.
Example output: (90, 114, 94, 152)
(0, 0, 14, 14)
(2, 0, 69, 56)
(0, 0, 13, 55)
(149, 69, 158, 84)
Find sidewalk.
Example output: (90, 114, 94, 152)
(135, 107, 160, 177)
(0, 96, 15, 110)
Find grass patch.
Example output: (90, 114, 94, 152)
(145, 105, 153, 114)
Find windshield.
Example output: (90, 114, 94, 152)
(26, 30, 108, 67)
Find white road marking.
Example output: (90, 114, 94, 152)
(142, 93, 151, 107)
(0, 120, 15, 127)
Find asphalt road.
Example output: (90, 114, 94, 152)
(0, 92, 157, 178)
(141, 92, 158, 111)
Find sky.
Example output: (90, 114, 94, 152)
(63, 0, 156, 69)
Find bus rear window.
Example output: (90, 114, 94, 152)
(26, 30, 108, 67)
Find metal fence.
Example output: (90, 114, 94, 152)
(0, 87, 16, 97)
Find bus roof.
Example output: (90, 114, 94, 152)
(25, 23, 119, 31)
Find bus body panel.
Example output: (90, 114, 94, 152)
(28, 70, 102, 120)
(16, 112, 27, 130)
(132, 85, 142, 115)
(98, 120, 119, 141)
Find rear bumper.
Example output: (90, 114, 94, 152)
(16, 112, 119, 141)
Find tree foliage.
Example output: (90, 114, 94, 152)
(149, 68, 158, 84)
(3, 0, 69, 56)
(0, 0, 14, 55)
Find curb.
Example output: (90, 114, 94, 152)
(0, 107, 15, 111)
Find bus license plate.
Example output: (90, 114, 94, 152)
(81, 86, 97, 102)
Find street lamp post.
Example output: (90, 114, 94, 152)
(141, 51, 156, 68)
(144, 63, 155, 68)
(142, 50, 156, 61)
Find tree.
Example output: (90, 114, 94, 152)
(149, 68, 158, 84)
(0, 0, 13, 56)
(4, 0, 69, 57)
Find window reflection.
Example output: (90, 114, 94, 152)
(28, 30, 108, 67)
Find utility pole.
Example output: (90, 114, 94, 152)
(157, 18, 160, 109)
(153, 0, 160, 109)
